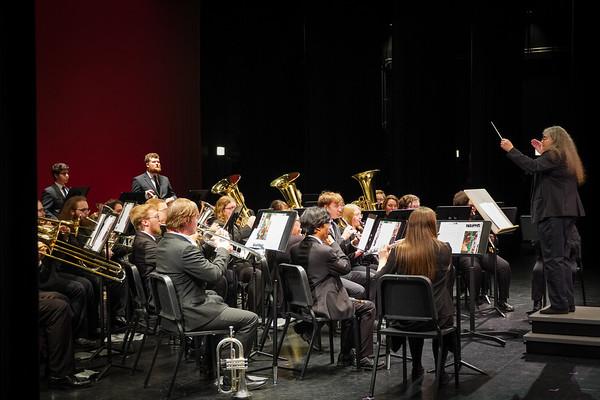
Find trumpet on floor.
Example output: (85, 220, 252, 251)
(216, 326, 251, 399)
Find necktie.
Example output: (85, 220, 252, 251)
(62, 187, 68, 197)
(153, 175, 160, 195)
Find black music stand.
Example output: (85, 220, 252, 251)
(436, 205, 472, 221)
(243, 210, 296, 383)
(119, 191, 146, 205)
(437, 219, 493, 376)
(84, 210, 131, 379)
(65, 186, 90, 200)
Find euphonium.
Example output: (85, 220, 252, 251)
(211, 175, 252, 228)
(216, 326, 251, 399)
(198, 201, 215, 227)
(351, 169, 379, 211)
(269, 172, 302, 208)
(37, 217, 125, 282)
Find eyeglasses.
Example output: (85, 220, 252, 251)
(76, 208, 90, 212)
(224, 205, 237, 210)
(148, 214, 160, 220)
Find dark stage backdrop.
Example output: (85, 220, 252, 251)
(36, 0, 202, 208)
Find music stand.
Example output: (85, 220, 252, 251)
(188, 189, 210, 205)
(84, 209, 131, 379)
(65, 186, 90, 200)
(387, 208, 414, 221)
(437, 220, 492, 375)
(243, 210, 296, 383)
(436, 205, 472, 221)
(119, 191, 146, 205)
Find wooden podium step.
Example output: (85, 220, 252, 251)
(525, 306, 600, 358)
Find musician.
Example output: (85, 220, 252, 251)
(41, 162, 71, 219)
(501, 126, 585, 314)
(382, 194, 399, 216)
(317, 191, 366, 299)
(340, 204, 375, 289)
(376, 207, 454, 383)
(38, 200, 93, 344)
(453, 191, 513, 312)
(155, 198, 260, 359)
(146, 197, 169, 235)
(212, 195, 262, 312)
(58, 196, 129, 329)
(375, 190, 386, 210)
(398, 194, 420, 209)
(131, 152, 176, 203)
(270, 199, 290, 210)
(129, 204, 162, 284)
(290, 207, 381, 370)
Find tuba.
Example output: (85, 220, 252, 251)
(270, 172, 302, 208)
(211, 175, 252, 228)
(216, 326, 251, 399)
(351, 169, 379, 211)
(38, 217, 125, 282)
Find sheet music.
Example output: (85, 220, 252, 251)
(479, 202, 512, 230)
(438, 221, 484, 254)
(369, 220, 401, 252)
(357, 216, 376, 251)
(114, 202, 134, 233)
(246, 212, 290, 251)
(90, 215, 117, 253)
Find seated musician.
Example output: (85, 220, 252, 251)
(453, 191, 513, 312)
(211, 195, 262, 312)
(270, 199, 290, 210)
(317, 191, 366, 299)
(382, 194, 399, 216)
(155, 198, 266, 388)
(375, 189, 386, 210)
(340, 203, 376, 288)
(146, 197, 169, 235)
(128, 204, 162, 285)
(398, 193, 420, 209)
(376, 207, 455, 383)
(290, 207, 381, 370)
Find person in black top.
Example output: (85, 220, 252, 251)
(501, 126, 585, 314)
(131, 152, 176, 203)
(41, 162, 70, 218)
(376, 207, 454, 383)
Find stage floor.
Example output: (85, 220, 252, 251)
(40, 245, 600, 400)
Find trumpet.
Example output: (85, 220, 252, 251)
(38, 217, 125, 282)
(197, 224, 263, 260)
(216, 326, 251, 399)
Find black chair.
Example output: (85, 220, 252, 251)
(120, 264, 156, 373)
(276, 263, 360, 379)
(368, 275, 459, 398)
(144, 272, 228, 399)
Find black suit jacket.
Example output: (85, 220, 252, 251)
(129, 231, 159, 279)
(506, 148, 585, 223)
(41, 183, 66, 218)
(290, 236, 353, 319)
(131, 173, 176, 200)
(155, 232, 230, 330)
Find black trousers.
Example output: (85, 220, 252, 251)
(458, 254, 511, 301)
(340, 299, 375, 359)
(39, 291, 74, 378)
(536, 217, 579, 310)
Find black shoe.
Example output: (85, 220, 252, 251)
(569, 305, 576, 312)
(48, 375, 92, 389)
(75, 337, 99, 349)
(411, 366, 424, 380)
(111, 316, 128, 330)
(526, 301, 543, 315)
(337, 349, 356, 367)
(498, 301, 514, 312)
(357, 357, 385, 371)
(539, 306, 568, 315)
(437, 371, 450, 386)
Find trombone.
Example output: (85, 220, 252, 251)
(38, 217, 125, 282)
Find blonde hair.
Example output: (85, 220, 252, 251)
(129, 204, 157, 230)
(317, 191, 344, 207)
(215, 195, 235, 223)
(342, 203, 361, 227)
(144, 152, 160, 163)
(393, 207, 443, 280)
(166, 198, 198, 231)
(146, 197, 167, 209)
(398, 194, 420, 209)
(543, 126, 586, 185)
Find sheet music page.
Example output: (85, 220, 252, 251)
(438, 221, 483, 254)
(357, 217, 376, 251)
(479, 202, 512, 230)
(369, 220, 400, 252)
(246, 212, 290, 251)
(91, 215, 117, 253)
(114, 202, 134, 233)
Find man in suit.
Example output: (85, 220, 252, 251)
(290, 207, 380, 370)
(155, 198, 260, 360)
(131, 153, 176, 204)
(41, 162, 70, 218)
(129, 203, 162, 282)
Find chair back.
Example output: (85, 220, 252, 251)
(148, 272, 184, 333)
(377, 274, 437, 323)
(279, 263, 313, 308)
(128, 264, 149, 311)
